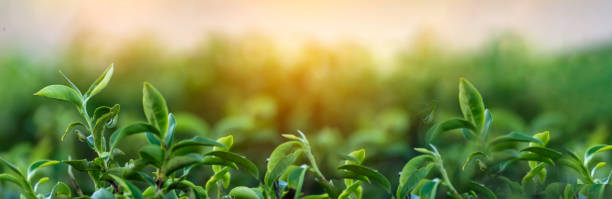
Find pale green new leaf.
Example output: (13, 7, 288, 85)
(143, 82, 169, 137)
(459, 78, 486, 130)
(27, 160, 60, 180)
(229, 186, 259, 199)
(85, 64, 113, 99)
(34, 85, 82, 107)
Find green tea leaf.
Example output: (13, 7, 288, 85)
(138, 145, 164, 168)
(522, 163, 546, 184)
(417, 179, 440, 199)
(91, 188, 115, 199)
(468, 181, 497, 199)
(265, 141, 302, 186)
(301, 194, 330, 199)
(92, 104, 119, 151)
(398, 163, 434, 199)
(207, 151, 259, 178)
(34, 85, 82, 107)
(171, 137, 226, 152)
(0, 173, 23, 189)
(338, 181, 363, 199)
(27, 160, 59, 180)
(110, 175, 143, 199)
(337, 164, 390, 193)
(459, 78, 486, 130)
(229, 186, 259, 199)
(143, 82, 169, 137)
(163, 155, 201, 176)
(531, 131, 550, 147)
(520, 147, 562, 160)
(164, 113, 176, 147)
(109, 122, 160, 150)
(288, 165, 308, 199)
(0, 158, 24, 178)
(85, 64, 113, 99)
(426, 118, 477, 143)
(584, 145, 612, 165)
(346, 149, 366, 165)
(481, 109, 493, 140)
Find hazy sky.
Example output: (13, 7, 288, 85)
(2, 0, 612, 57)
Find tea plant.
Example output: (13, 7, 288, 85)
(0, 65, 610, 199)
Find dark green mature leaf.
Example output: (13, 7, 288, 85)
(143, 82, 169, 137)
(521, 147, 562, 160)
(92, 104, 119, 151)
(27, 160, 60, 180)
(171, 137, 226, 152)
(586, 184, 605, 199)
(91, 188, 115, 199)
(468, 181, 497, 199)
(62, 122, 86, 141)
(165, 113, 176, 147)
(34, 85, 82, 107)
(489, 132, 544, 146)
(63, 159, 102, 171)
(288, 165, 308, 199)
(146, 133, 161, 146)
(207, 151, 259, 178)
(584, 145, 612, 165)
(426, 118, 478, 143)
(110, 175, 143, 199)
(337, 164, 390, 193)
(418, 179, 440, 199)
(85, 64, 113, 99)
(163, 155, 201, 176)
(109, 122, 160, 150)
(229, 186, 260, 199)
(138, 145, 164, 167)
(459, 78, 486, 130)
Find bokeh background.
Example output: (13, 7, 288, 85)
(2, 0, 612, 198)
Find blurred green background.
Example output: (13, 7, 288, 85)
(2, 1, 612, 198)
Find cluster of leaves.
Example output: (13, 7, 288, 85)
(0, 65, 611, 199)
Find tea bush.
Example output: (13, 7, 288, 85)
(1, 64, 611, 199)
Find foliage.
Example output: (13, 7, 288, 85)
(0, 65, 611, 198)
